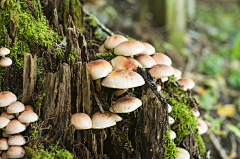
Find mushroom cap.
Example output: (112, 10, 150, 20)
(98, 44, 105, 53)
(168, 104, 172, 113)
(135, 54, 156, 68)
(114, 40, 146, 56)
(109, 96, 142, 113)
(170, 130, 176, 140)
(109, 112, 122, 122)
(7, 146, 25, 158)
(110, 56, 137, 71)
(0, 139, 9, 151)
(88, 59, 113, 80)
(169, 116, 175, 125)
(0, 91, 17, 107)
(176, 147, 190, 159)
(173, 68, 182, 80)
(7, 101, 25, 114)
(5, 120, 26, 135)
(0, 57, 12, 67)
(140, 42, 155, 55)
(191, 108, 200, 118)
(71, 113, 92, 130)
(92, 112, 116, 129)
(0, 117, 10, 129)
(151, 53, 172, 66)
(104, 34, 128, 49)
(1, 111, 15, 120)
(0, 48, 10, 56)
(101, 69, 145, 89)
(197, 118, 208, 135)
(126, 57, 142, 69)
(2, 131, 10, 138)
(2, 151, 8, 159)
(18, 111, 38, 124)
(148, 64, 175, 79)
(8, 134, 26, 146)
(177, 78, 195, 91)
(24, 105, 34, 112)
(155, 83, 161, 92)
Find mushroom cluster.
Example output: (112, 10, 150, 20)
(0, 91, 39, 158)
(0, 48, 12, 67)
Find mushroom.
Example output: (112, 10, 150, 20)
(170, 130, 176, 140)
(88, 59, 113, 92)
(1, 111, 15, 120)
(101, 69, 145, 89)
(168, 104, 172, 113)
(0, 91, 17, 108)
(177, 78, 195, 91)
(2, 131, 10, 138)
(1, 151, 8, 159)
(7, 101, 25, 118)
(169, 116, 175, 125)
(98, 44, 105, 53)
(0, 48, 10, 57)
(191, 108, 200, 118)
(0, 57, 12, 67)
(18, 110, 38, 126)
(155, 83, 161, 92)
(148, 64, 175, 83)
(109, 96, 142, 113)
(71, 113, 92, 130)
(109, 112, 122, 122)
(139, 42, 155, 55)
(135, 54, 156, 68)
(173, 68, 182, 80)
(110, 56, 137, 71)
(151, 53, 172, 66)
(0, 139, 8, 151)
(8, 134, 26, 146)
(23, 105, 34, 112)
(92, 112, 116, 129)
(175, 147, 190, 159)
(0, 117, 10, 129)
(197, 118, 208, 135)
(113, 88, 128, 97)
(126, 57, 142, 69)
(5, 120, 26, 135)
(104, 34, 128, 49)
(7, 146, 25, 158)
(114, 40, 146, 57)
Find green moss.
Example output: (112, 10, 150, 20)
(68, 48, 79, 63)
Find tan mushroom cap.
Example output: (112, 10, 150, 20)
(101, 69, 145, 89)
(114, 40, 146, 56)
(148, 64, 175, 79)
(127, 57, 142, 69)
(5, 120, 26, 135)
(173, 68, 182, 80)
(0, 139, 8, 151)
(24, 105, 34, 112)
(7, 146, 25, 158)
(98, 44, 105, 53)
(7, 101, 25, 114)
(109, 96, 142, 113)
(0, 91, 17, 107)
(110, 56, 137, 71)
(140, 42, 155, 55)
(177, 78, 195, 91)
(197, 118, 208, 135)
(0, 48, 10, 57)
(104, 34, 128, 49)
(169, 116, 175, 125)
(176, 147, 190, 159)
(191, 108, 200, 118)
(71, 113, 92, 130)
(109, 112, 122, 122)
(18, 111, 38, 124)
(92, 112, 116, 129)
(170, 130, 176, 140)
(2, 131, 10, 138)
(8, 134, 26, 146)
(88, 59, 113, 80)
(1, 111, 15, 120)
(135, 54, 156, 68)
(0, 57, 12, 67)
(0, 117, 10, 129)
(2, 151, 8, 159)
(151, 53, 172, 66)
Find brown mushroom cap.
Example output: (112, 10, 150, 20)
(88, 59, 113, 80)
(109, 96, 142, 113)
(98, 44, 105, 53)
(197, 118, 208, 135)
(71, 113, 92, 130)
(148, 64, 175, 79)
(176, 147, 190, 159)
(173, 68, 182, 80)
(0, 139, 8, 151)
(5, 120, 26, 135)
(114, 40, 146, 56)
(23, 105, 34, 112)
(0, 48, 10, 57)
(7, 101, 25, 114)
(126, 57, 142, 69)
(18, 111, 38, 124)
(92, 112, 116, 129)
(0, 57, 12, 67)
(101, 69, 145, 89)
(177, 78, 195, 91)
(0, 117, 10, 129)
(135, 54, 156, 68)
(0, 91, 17, 107)
(7, 146, 25, 158)
(110, 56, 137, 71)
(151, 53, 172, 66)
(104, 34, 128, 49)
(8, 134, 26, 146)
(170, 130, 176, 140)
(140, 42, 155, 55)
(1, 111, 15, 120)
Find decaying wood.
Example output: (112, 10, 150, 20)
(22, 53, 37, 104)
(9, 10, 17, 43)
(182, 130, 200, 158)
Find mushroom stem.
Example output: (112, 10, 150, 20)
(15, 112, 19, 118)
(25, 123, 30, 127)
(161, 77, 168, 82)
(114, 89, 128, 96)
(95, 79, 101, 93)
